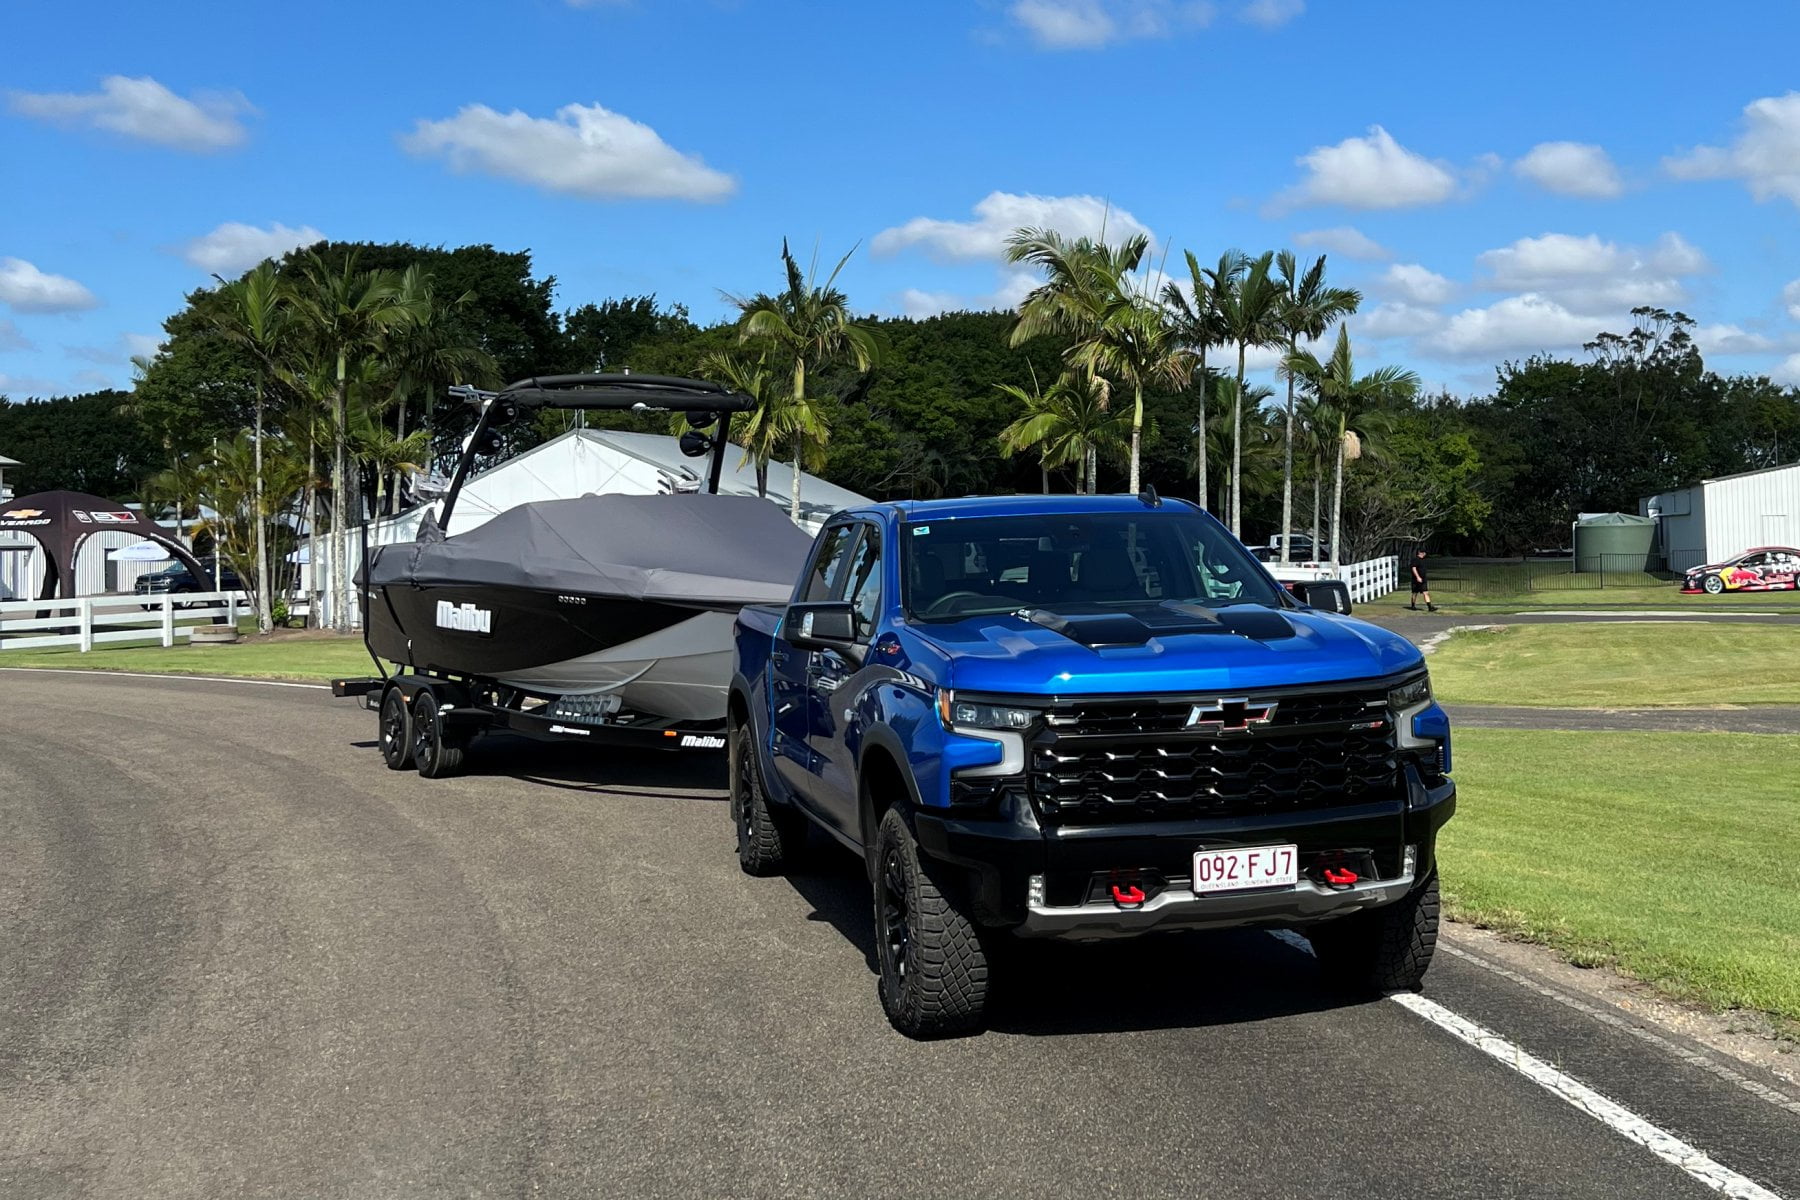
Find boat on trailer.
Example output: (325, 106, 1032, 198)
(335, 374, 815, 777)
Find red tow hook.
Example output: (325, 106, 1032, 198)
(1111, 884, 1147, 906)
(1322, 867, 1359, 887)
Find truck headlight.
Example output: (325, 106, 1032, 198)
(936, 691, 1039, 731)
(1388, 673, 1432, 712)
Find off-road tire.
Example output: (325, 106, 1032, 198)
(873, 808, 989, 1038)
(1309, 871, 1439, 994)
(730, 723, 804, 875)
(411, 692, 466, 779)
(378, 687, 414, 771)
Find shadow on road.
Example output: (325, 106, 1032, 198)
(783, 846, 1358, 1037)
(353, 732, 729, 798)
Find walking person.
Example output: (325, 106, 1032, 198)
(1407, 549, 1437, 612)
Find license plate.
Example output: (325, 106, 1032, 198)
(1192, 845, 1298, 894)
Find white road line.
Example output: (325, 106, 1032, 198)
(0, 666, 330, 691)
(1391, 992, 1784, 1200)
(1440, 942, 1800, 1117)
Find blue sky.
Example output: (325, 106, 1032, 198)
(4, 0, 1800, 401)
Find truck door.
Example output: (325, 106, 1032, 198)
(806, 522, 882, 836)
(771, 522, 855, 800)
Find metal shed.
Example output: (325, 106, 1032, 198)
(1641, 462, 1800, 572)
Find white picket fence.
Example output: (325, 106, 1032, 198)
(1340, 555, 1399, 603)
(0, 591, 260, 652)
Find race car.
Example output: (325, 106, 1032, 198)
(1681, 547, 1800, 594)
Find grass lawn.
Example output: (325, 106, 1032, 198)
(1443, 729, 1800, 1029)
(1362, 583, 1800, 616)
(1428, 622, 1800, 708)
(0, 631, 379, 682)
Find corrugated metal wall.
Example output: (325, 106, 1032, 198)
(1704, 464, 1799, 560)
(0, 534, 175, 599)
(0, 539, 43, 600)
(1644, 484, 1707, 570)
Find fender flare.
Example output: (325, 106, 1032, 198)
(856, 723, 927, 876)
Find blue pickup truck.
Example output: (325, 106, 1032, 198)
(729, 493, 1455, 1037)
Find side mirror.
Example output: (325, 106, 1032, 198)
(678, 428, 714, 458)
(1293, 579, 1353, 614)
(785, 601, 858, 651)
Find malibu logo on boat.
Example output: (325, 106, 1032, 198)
(435, 600, 493, 635)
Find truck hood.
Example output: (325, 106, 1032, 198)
(912, 605, 1421, 695)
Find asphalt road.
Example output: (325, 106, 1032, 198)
(3, 670, 1797, 1199)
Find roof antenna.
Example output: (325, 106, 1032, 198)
(1138, 485, 1161, 508)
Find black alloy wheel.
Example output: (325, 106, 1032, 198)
(411, 691, 466, 779)
(871, 808, 989, 1038)
(730, 723, 800, 875)
(879, 845, 912, 993)
(378, 687, 413, 771)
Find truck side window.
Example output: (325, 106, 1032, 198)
(803, 524, 855, 601)
(843, 527, 882, 640)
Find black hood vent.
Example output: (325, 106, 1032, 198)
(1021, 603, 1296, 648)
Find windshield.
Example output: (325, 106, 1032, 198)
(902, 509, 1287, 621)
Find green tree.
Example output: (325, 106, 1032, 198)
(1074, 293, 1192, 492)
(1274, 251, 1360, 561)
(732, 240, 878, 522)
(383, 265, 497, 485)
(698, 350, 778, 497)
(206, 262, 288, 633)
(996, 370, 1128, 493)
(190, 431, 311, 617)
(285, 249, 407, 631)
(1163, 250, 1245, 511)
(1214, 251, 1285, 536)
(1285, 327, 1419, 564)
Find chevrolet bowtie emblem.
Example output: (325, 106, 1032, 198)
(1186, 698, 1278, 733)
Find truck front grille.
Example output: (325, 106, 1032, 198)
(1029, 685, 1400, 824)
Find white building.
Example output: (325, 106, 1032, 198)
(1641, 462, 1800, 571)
(306, 428, 869, 625)
(0, 453, 18, 503)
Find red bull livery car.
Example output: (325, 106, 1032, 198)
(1681, 547, 1800, 594)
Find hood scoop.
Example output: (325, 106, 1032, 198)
(1020, 603, 1297, 648)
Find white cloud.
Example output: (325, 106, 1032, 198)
(0, 372, 68, 396)
(63, 332, 164, 366)
(123, 332, 164, 359)
(1292, 226, 1391, 261)
(1007, 0, 1215, 49)
(1239, 0, 1302, 27)
(894, 268, 1045, 317)
(7, 75, 252, 152)
(180, 221, 324, 275)
(0, 318, 32, 352)
(1770, 354, 1800, 385)
(1666, 92, 1800, 205)
(0, 258, 98, 313)
(402, 102, 735, 201)
(1275, 126, 1459, 211)
(1473, 231, 1707, 310)
(1379, 263, 1454, 305)
(1691, 323, 1787, 357)
(873, 191, 1154, 262)
(1783, 279, 1800, 321)
(1514, 141, 1624, 198)
(1423, 294, 1608, 359)
(1355, 302, 1447, 340)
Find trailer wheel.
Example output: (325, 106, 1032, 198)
(378, 687, 414, 771)
(412, 692, 466, 779)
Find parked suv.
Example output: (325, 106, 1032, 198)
(134, 558, 242, 608)
(731, 494, 1454, 1037)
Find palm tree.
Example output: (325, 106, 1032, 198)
(1163, 250, 1246, 511)
(285, 250, 406, 630)
(1214, 251, 1284, 537)
(206, 262, 287, 633)
(384, 266, 496, 493)
(1074, 294, 1192, 492)
(1007, 227, 1151, 488)
(699, 350, 778, 497)
(1284, 327, 1418, 564)
(732, 240, 877, 522)
(1274, 252, 1360, 562)
(996, 370, 1127, 494)
(190, 431, 310, 618)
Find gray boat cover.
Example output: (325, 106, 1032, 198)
(367, 493, 817, 607)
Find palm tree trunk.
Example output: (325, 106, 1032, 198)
(1195, 349, 1209, 510)
(1086, 446, 1097, 494)
(393, 385, 408, 516)
(1280, 341, 1295, 565)
(1232, 343, 1246, 537)
(331, 352, 350, 633)
(1128, 383, 1143, 493)
(306, 438, 321, 629)
(789, 359, 805, 523)
(1330, 428, 1345, 567)
(1311, 464, 1322, 555)
(253, 383, 272, 634)
(1040, 463, 1049, 494)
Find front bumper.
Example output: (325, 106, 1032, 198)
(914, 767, 1455, 941)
